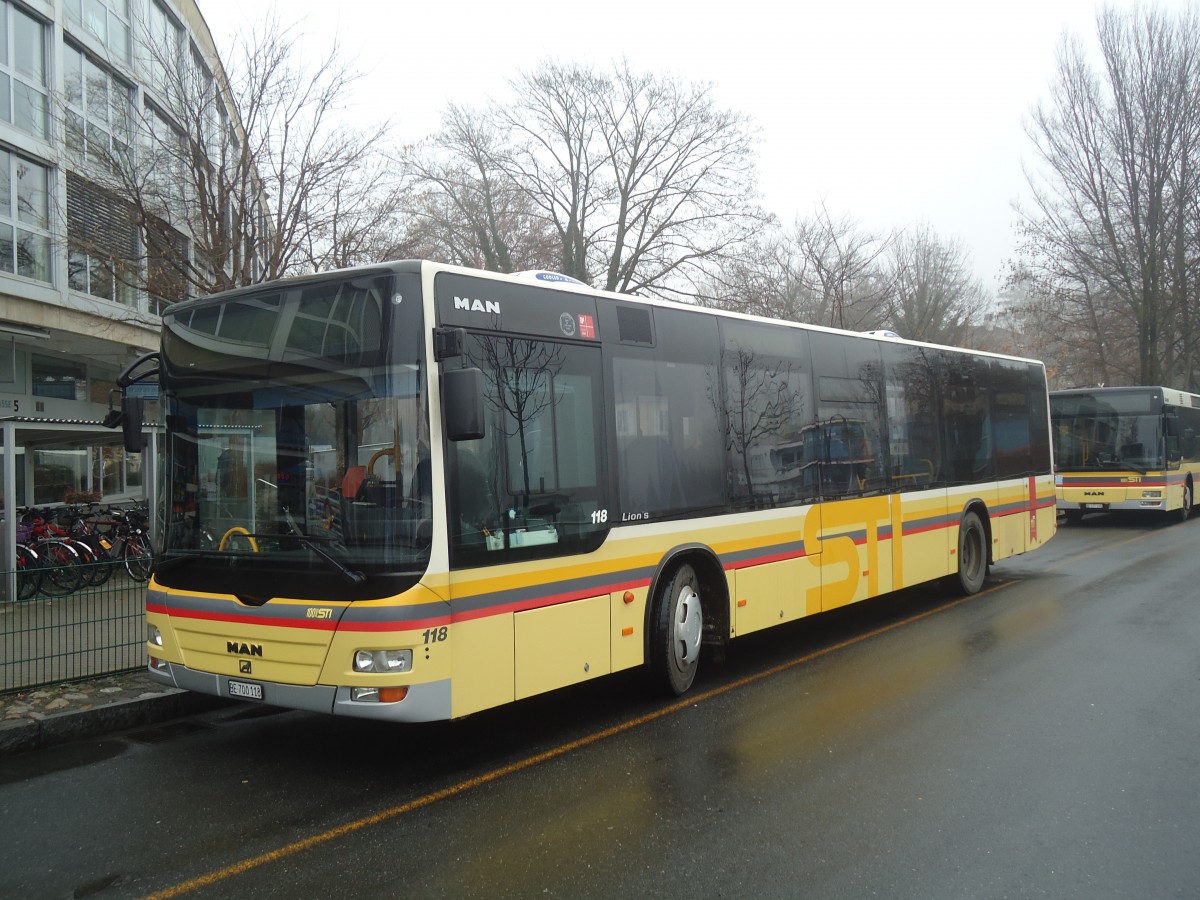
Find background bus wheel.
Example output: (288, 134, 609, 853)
(1178, 480, 1193, 523)
(649, 562, 703, 696)
(952, 510, 987, 595)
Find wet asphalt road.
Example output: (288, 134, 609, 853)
(2, 514, 1199, 899)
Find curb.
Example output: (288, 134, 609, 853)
(0, 689, 228, 757)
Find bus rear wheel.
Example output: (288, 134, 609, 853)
(951, 510, 988, 595)
(648, 562, 703, 696)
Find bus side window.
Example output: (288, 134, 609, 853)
(621, 432, 686, 511)
(450, 447, 497, 547)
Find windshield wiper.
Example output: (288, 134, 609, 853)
(1117, 460, 1152, 473)
(282, 507, 367, 586)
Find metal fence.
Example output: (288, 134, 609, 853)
(1, 565, 146, 693)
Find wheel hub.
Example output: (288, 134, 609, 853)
(673, 586, 702, 666)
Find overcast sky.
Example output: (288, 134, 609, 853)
(196, 0, 1179, 291)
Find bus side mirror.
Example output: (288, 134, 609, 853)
(122, 395, 145, 453)
(443, 367, 485, 441)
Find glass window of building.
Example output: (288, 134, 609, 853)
(33, 444, 136, 504)
(0, 333, 14, 383)
(63, 0, 131, 63)
(0, 149, 51, 283)
(0, 1, 47, 139)
(66, 173, 139, 304)
(63, 44, 135, 164)
(124, 446, 142, 488)
(142, 100, 185, 211)
(144, 209, 188, 308)
(32, 355, 87, 401)
(34, 448, 86, 504)
(141, 0, 182, 96)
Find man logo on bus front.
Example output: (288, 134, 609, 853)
(453, 296, 500, 314)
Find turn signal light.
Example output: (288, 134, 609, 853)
(350, 686, 410, 703)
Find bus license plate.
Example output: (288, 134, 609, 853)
(228, 680, 263, 701)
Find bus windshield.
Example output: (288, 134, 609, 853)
(155, 270, 430, 600)
(1051, 390, 1164, 471)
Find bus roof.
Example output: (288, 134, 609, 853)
(1050, 385, 1200, 409)
(169, 258, 1044, 368)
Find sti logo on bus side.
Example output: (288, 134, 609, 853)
(454, 296, 500, 314)
(227, 641, 263, 657)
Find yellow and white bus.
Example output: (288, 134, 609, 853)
(126, 260, 1057, 721)
(1051, 386, 1200, 523)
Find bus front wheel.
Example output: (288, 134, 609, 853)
(951, 510, 988, 595)
(649, 562, 703, 696)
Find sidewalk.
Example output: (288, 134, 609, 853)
(0, 668, 226, 756)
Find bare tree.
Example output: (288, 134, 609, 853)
(696, 232, 816, 320)
(1003, 250, 1126, 386)
(1017, 5, 1200, 388)
(399, 105, 558, 272)
(884, 223, 990, 345)
(299, 150, 410, 272)
(409, 60, 767, 299)
(967, 279, 1059, 371)
(60, 12, 399, 305)
(698, 206, 891, 329)
(791, 204, 892, 330)
(588, 60, 766, 298)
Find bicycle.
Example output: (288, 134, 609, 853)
(107, 506, 154, 582)
(62, 504, 119, 586)
(17, 510, 86, 595)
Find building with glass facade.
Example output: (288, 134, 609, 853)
(0, 0, 234, 509)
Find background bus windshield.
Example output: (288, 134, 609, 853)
(1051, 391, 1164, 470)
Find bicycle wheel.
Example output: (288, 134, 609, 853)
(123, 535, 154, 582)
(16, 544, 42, 601)
(81, 536, 117, 586)
(69, 539, 105, 586)
(35, 539, 84, 594)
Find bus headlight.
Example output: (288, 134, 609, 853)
(353, 649, 413, 673)
(1142, 490, 1162, 499)
(148, 625, 163, 647)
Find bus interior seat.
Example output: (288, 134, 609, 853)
(342, 465, 367, 499)
(340, 464, 402, 545)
